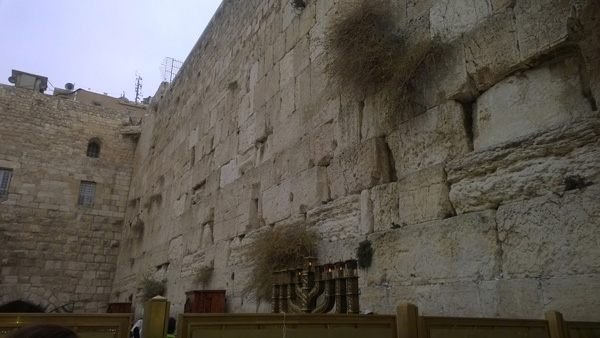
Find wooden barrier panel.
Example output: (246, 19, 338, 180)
(565, 321, 600, 338)
(178, 313, 397, 338)
(417, 316, 550, 338)
(0, 313, 131, 338)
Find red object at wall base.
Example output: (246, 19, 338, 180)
(106, 302, 132, 313)
(184, 290, 226, 313)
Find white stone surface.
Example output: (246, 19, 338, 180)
(430, 0, 492, 41)
(474, 58, 592, 150)
(388, 100, 471, 178)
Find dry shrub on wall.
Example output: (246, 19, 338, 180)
(140, 275, 166, 300)
(324, 0, 437, 112)
(242, 226, 320, 300)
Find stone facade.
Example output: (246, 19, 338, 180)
(0, 85, 136, 313)
(110, 0, 600, 321)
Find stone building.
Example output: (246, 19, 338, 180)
(109, 0, 600, 320)
(0, 81, 137, 313)
(1, 0, 599, 321)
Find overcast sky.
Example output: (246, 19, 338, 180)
(0, 0, 222, 100)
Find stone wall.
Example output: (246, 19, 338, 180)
(0, 85, 136, 313)
(112, 0, 599, 320)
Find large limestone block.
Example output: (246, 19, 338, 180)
(497, 184, 600, 279)
(430, 0, 492, 42)
(464, 8, 522, 91)
(448, 118, 600, 214)
(219, 158, 238, 188)
(290, 166, 329, 213)
(514, 0, 577, 62)
(307, 194, 361, 242)
(213, 180, 255, 241)
(370, 182, 399, 233)
(413, 41, 478, 110)
(541, 274, 600, 321)
(272, 137, 311, 183)
(388, 101, 471, 177)
(473, 59, 592, 150)
(327, 137, 392, 199)
(367, 210, 500, 284)
(361, 90, 400, 140)
(397, 165, 455, 226)
(309, 120, 337, 167)
(262, 179, 291, 225)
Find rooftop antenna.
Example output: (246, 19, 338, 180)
(134, 72, 143, 104)
(160, 57, 183, 83)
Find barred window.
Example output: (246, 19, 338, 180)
(0, 169, 12, 198)
(77, 181, 96, 206)
(87, 140, 100, 158)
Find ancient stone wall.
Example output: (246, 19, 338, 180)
(112, 0, 599, 320)
(0, 85, 136, 313)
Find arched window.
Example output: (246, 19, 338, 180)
(86, 140, 100, 158)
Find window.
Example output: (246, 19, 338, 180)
(0, 169, 12, 198)
(77, 181, 96, 206)
(87, 140, 100, 158)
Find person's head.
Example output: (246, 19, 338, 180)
(6, 324, 78, 338)
(167, 317, 176, 335)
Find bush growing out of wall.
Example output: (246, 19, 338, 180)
(242, 226, 320, 300)
(141, 275, 166, 300)
(324, 0, 437, 112)
(193, 265, 214, 287)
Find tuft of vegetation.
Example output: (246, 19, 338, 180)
(356, 240, 374, 269)
(324, 0, 438, 113)
(131, 218, 144, 236)
(227, 81, 238, 91)
(140, 275, 166, 300)
(193, 266, 214, 287)
(242, 226, 320, 300)
(564, 175, 591, 191)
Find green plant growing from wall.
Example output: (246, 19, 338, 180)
(356, 240, 374, 269)
(323, 0, 438, 113)
(140, 275, 166, 300)
(242, 225, 320, 300)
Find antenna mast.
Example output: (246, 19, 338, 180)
(134, 72, 143, 104)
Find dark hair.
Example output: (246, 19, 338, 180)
(6, 324, 78, 338)
(167, 317, 176, 334)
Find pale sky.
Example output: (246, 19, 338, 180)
(0, 0, 223, 100)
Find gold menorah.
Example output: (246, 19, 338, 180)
(271, 257, 359, 314)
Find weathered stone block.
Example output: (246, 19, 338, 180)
(360, 189, 374, 235)
(327, 137, 392, 199)
(309, 120, 336, 167)
(261, 179, 291, 225)
(514, 0, 575, 62)
(307, 194, 361, 242)
(290, 167, 329, 213)
(368, 210, 500, 284)
(497, 184, 600, 278)
(388, 100, 471, 177)
(370, 182, 399, 233)
(448, 118, 600, 214)
(474, 58, 592, 150)
(430, 0, 492, 42)
(414, 41, 478, 110)
(464, 8, 522, 91)
(220, 158, 238, 188)
(542, 274, 600, 321)
(397, 165, 454, 226)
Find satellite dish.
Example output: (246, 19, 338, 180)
(65, 83, 75, 90)
(8, 76, 16, 84)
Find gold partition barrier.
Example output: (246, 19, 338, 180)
(0, 314, 131, 338)
(566, 322, 600, 338)
(178, 313, 396, 338)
